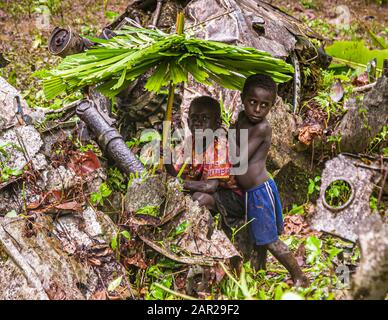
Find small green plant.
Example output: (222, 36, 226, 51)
(230, 218, 254, 243)
(90, 182, 112, 206)
(219, 262, 256, 300)
(111, 230, 131, 260)
(107, 167, 126, 193)
(126, 130, 161, 149)
(324, 180, 352, 208)
(288, 204, 305, 215)
(136, 205, 160, 218)
(127, 165, 158, 188)
(0, 142, 24, 183)
(108, 276, 123, 292)
(370, 194, 385, 212)
(368, 125, 387, 154)
(301, 0, 317, 9)
(307, 175, 321, 200)
(327, 133, 342, 153)
(1, 167, 23, 182)
(167, 220, 190, 239)
(145, 263, 175, 300)
(104, 10, 119, 23)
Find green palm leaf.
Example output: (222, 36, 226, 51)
(38, 26, 294, 100)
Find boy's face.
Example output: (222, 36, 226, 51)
(188, 104, 219, 133)
(241, 87, 275, 124)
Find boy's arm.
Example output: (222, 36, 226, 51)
(183, 179, 219, 193)
(238, 122, 271, 163)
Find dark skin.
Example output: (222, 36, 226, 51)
(235, 85, 310, 288)
(235, 86, 274, 189)
(166, 103, 221, 210)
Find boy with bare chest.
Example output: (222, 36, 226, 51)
(236, 74, 309, 287)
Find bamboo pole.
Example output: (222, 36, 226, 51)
(161, 12, 185, 167)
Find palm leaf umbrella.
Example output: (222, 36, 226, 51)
(38, 13, 294, 157)
(39, 18, 294, 101)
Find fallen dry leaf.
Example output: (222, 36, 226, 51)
(284, 214, 321, 237)
(352, 71, 369, 87)
(46, 281, 67, 300)
(54, 201, 83, 212)
(298, 124, 323, 145)
(88, 257, 102, 266)
(89, 290, 107, 300)
(68, 150, 101, 175)
(124, 252, 148, 269)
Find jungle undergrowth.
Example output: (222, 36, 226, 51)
(1, 0, 385, 301)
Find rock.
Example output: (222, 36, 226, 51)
(126, 175, 240, 265)
(124, 175, 166, 214)
(43, 165, 77, 191)
(41, 129, 72, 157)
(350, 215, 388, 300)
(0, 125, 44, 171)
(329, 5, 351, 29)
(267, 98, 319, 210)
(273, 161, 313, 210)
(308, 154, 385, 242)
(336, 76, 388, 153)
(0, 207, 126, 300)
(266, 98, 304, 170)
(0, 76, 31, 131)
(0, 186, 40, 216)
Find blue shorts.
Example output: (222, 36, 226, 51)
(244, 179, 284, 245)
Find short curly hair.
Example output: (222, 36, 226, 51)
(242, 74, 277, 101)
(189, 96, 221, 120)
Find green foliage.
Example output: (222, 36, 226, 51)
(5, 210, 18, 218)
(168, 220, 190, 239)
(111, 230, 131, 260)
(367, 125, 387, 154)
(326, 40, 388, 73)
(136, 205, 160, 218)
(107, 167, 126, 193)
(310, 70, 352, 126)
(0, 142, 23, 183)
(218, 233, 346, 300)
(35, 0, 63, 16)
(301, 0, 318, 9)
(144, 261, 180, 300)
(288, 204, 305, 215)
(38, 26, 294, 100)
(104, 10, 119, 23)
(324, 180, 352, 208)
(90, 182, 112, 206)
(126, 130, 161, 149)
(327, 133, 342, 153)
(307, 175, 321, 199)
(127, 165, 158, 188)
(219, 262, 256, 299)
(304, 18, 336, 39)
(108, 276, 123, 292)
(369, 195, 385, 212)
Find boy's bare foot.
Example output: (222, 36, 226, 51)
(267, 239, 310, 288)
(293, 274, 310, 288)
